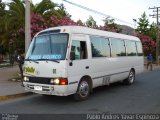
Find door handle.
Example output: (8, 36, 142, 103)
(86, 66, 89, 69)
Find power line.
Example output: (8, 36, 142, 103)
(62, 0, 134, 26)
(62, 2, 104, 23)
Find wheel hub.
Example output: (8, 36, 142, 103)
(79, 81, 89, 97)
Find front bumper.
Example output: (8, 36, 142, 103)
(23, 82, 72, 96)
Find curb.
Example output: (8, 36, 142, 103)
(144, 67, 160, 73)
(0, 92, 33, 101)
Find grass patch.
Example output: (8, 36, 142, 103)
(8, 75, 22, 82)
(0, 64, 14, 68)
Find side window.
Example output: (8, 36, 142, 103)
(110, 38, 126, 57)
(90, 36, 110, 57)
(126, 41, 137, 56)
(70, 40, 87, 60)
(136, 42, 143, 56)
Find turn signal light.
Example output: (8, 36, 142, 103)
(59, 78, 68, 85)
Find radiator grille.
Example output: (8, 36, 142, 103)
(29, 77, 51, 84)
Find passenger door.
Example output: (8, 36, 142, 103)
(67, 34, 90, 87)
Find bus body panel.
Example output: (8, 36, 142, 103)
(23, 26, 144, 97)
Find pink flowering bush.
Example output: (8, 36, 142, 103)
(31, 13, 47, 38)
(13, 13, 156, 56)
(31, 14, 79, 38)
(59, 16, 78, 26)
(135, 33, 156, 55)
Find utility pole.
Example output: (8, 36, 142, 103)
(149, 7, 160, 66)
(25, 0, 31, 54)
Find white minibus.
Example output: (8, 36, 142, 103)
(23, 26, 144, 101)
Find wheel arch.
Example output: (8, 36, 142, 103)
(131, 68, 135, 74)
(79, 75, 93, 93)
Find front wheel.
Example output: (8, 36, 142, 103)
(123, 69, 135, 85)
(73, 79, 91, 101)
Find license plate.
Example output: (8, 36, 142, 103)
(34, 86, 42, 91)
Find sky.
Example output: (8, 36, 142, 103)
(3, 0, 159, 28)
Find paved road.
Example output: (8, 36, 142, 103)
(0, 70, 160, 114)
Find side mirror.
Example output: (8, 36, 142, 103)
(69, 52, 75, 66)
(69, 61, 73, 66)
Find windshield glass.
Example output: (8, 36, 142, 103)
(25, 33, 68, 60)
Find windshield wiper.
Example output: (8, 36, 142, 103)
(37, 59, 60, 63)
(25, 59, 39, 64)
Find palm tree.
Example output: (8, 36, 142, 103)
(9, 0, 25, 29)
(0, 0, 25, 56)
(31, 0, 68, 19)
(0, 2, 11, 51)
(0, 0, 69, 54)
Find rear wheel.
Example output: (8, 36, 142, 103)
(74, 79, 91, 101)
(123, 69, 135, 85)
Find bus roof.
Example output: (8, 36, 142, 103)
(37, 26, 140, 41)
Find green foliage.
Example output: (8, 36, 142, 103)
(103, 17, 122, 33)
(0, 3, 11, 53)
(136, 12, 149, 35)
(148, 22, 157, 41)
(31, 0, 57, 14)
(135, 12, 157, 58)
(56, 4, 70, 18)
(0, 0, 69, 55)
(31, 1, 68, 19)
(77, 19, 85, 26)
(86, 16, 97, 28)
(0, 1, 5, 17)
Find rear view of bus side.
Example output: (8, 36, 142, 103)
(23, 26, 144, 101)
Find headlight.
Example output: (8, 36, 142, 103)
(50, 78, 68, 85)
(24, 76, 29, 82)
(54, 79, 60, 85)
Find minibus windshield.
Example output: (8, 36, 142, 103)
(25, 33, 68, 61)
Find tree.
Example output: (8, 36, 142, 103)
(99, 17, 122, 33)
(0, 0, 70, 54)
(56, 4, 70, 18)
(136, 12, 149, 35)
(0, 1, 11, 58)
(86, 16, 97, 28)
(31, 0, 68, 19)
(77, 19, 85, 26)
(0, 0, 25, 55)
(148, 22, 157, 41)
(8, 0, 25, 53)
(0, 2, 13, 54)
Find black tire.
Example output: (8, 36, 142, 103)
(73, 79, 91, 101)
(123, 69, 135, 85)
